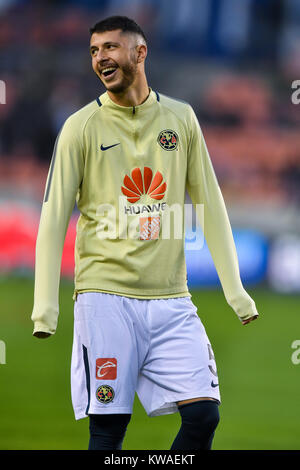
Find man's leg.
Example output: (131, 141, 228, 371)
(170, 397, 220, 450)
(89, 413, 132, 450)
(71, 294, 144, 448)
(136, 298, 221, 448)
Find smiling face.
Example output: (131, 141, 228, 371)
(90, 29, 146, 95)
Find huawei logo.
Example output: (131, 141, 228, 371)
(121, 167, 167, 203)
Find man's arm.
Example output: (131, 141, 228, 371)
(31, 117, 84, 337)
(186, 106, 259, 324)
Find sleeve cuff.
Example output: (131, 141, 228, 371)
(227, 290, 259, 322)
(32, 322, 56, 336)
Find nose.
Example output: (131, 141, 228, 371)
(95, 48, 109, 64)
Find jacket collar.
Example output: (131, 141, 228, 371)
(97, 88, 159, 114)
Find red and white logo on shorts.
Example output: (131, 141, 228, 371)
(96, 358, 117, 380)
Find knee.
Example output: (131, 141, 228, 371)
(89, 413, 131, 438)
(179, 400, 220, 438)
(89, 413, 131, 450)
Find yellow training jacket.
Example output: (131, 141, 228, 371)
(31, 89, 258, 335)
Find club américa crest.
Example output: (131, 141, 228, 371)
(157, 129, 178, 151)
(96, 384, 115, 404)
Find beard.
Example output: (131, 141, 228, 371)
(100, 57, 138, 94)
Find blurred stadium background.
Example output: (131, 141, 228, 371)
(0, 0, 300, 450)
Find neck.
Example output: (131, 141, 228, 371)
(107, 75, 150, 107)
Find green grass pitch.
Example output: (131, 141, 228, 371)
(0, 276, 299, 450)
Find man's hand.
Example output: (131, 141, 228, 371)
(33, 331, 51, 339)
(242, 315, 258, 326)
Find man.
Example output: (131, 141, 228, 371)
(31, 16, 258, 450)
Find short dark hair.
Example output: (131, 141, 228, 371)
(89, 16, 147, 44)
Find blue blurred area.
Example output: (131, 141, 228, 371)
(185, 229, 269, 287)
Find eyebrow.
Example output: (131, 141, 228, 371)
(90, 41, 120, 51)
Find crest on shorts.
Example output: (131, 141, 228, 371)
(157, 129, 178, 151)
(96, 385, 115, 404)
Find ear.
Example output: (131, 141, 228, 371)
(136, 44, 147, 63)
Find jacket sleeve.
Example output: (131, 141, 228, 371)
(31, 117, 84, 335)
(186, 106, 258, 322)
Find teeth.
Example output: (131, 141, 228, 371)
(102, 67, 116, 74)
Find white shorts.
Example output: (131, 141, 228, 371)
(71, 292, 220, 420)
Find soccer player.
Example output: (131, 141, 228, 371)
(31, 16, 259, 450)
